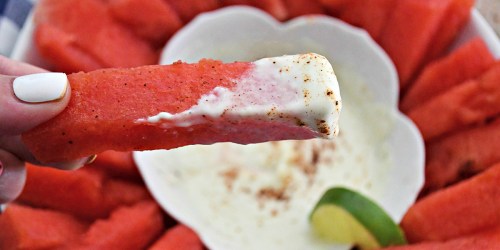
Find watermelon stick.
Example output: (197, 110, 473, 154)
(408, 62, 500, 141)
(22, 53, 342, 163)
(401, 162, 500, 242)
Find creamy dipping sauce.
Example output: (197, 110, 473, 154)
(138, 54, 341, 139)
(143, 66, 395, 250)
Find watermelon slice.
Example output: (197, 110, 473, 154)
(379, 0, 452, 88)
(165, 0, 220, 22)
(339, 0, 395, 41)
(88, 150, 141, 181)
(318, 0, 352, 16)
(424, 0, 475, 63)
(408, 62, 500, 141)
(18, 164, 150, 219)
(283, 0, 325, 18)
(34, 23, 104, 73)
(69, 201, 164, 249)
(149, 225, 204, 250)
(252, 0, 288, 20)
(384, 226, 500, 250)
(106, 0, 183, 47)
(401, 162, 500, 242)
(34, 0, 157, 72)
(401, 37, 495, 112)
(0, 204, 88, 250)
(423, 118, 500, 194)
(221, 0, 289, 20)
(22, 54, 342, 163)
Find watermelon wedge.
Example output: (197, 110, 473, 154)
(149, 225, 204, 250)
(18, 164, 150, 219)
(34, 0, 157, 72)
(319, 0, 352, 16)
(69, 201, 164, 250)
(401, 38, 495, 112)
(88, 151, 141, 181)
(408, 62, 500, 141)
(106, 0, 183, 47)
(339, 0, 395, 41)
(379, 0, 452, 88)
(423, 118, 500, 193)
(401, 162, 500, 242)
(165, 0, 220, 22)
(221, 0, 289, 20)
(385, 226, 500, 250)
(283, 0, 325, 18)
(0, 204, 88, 250)
(22, 54, 342, 163)
(252, 0, 288, 20)
(35, 23, 104, 73)
(424, 0, 475, 63)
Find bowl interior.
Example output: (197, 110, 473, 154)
(137, 6, 425, 250)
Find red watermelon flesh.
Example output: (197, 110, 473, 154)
(339, 0, 395, 41)
(401, 37, 495, 112)
(34, 0, 157, 71)
(253, 0, 288, 21)
(385, 226, 500, 250)
(165, 0, 220, 23)
(149, 225, 204, 250)
(106, 0, 183, 47)
(423, 118, 500, 194)
(35, 23, 104, 73)
(88, 150, 141, 181)
(0, 204, 88, 250)
(220, 0, 253, 7)
(221, 0, 289, 20)
(23, 54, 341, 163)
(103, 178, 152, 209)
(69, 201, 164, 250)
(283, 0, 325, 18)
(408, 62, 500, 141)
(425, 0, 476, 63)
(318, 0, 352, 16)
(401, 162, 500, 242)
(379, 0, 453, 88)
(18, 164, 104, 219)
(18, 164, 150, 219)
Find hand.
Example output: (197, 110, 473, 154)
(0, 56, 93, 206)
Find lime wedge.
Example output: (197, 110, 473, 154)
(310, 187, 407, 249)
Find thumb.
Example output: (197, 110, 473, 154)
(0, 149, 26, 204)
(0, 73, 70, 135)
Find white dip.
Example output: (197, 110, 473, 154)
(142, 65, 394, 250)
(139, 53, 342, 139)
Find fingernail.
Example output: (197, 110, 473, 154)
(13, 72, 68, 103)
(85, 155, 98, 165)
(0, 204, 6, 214)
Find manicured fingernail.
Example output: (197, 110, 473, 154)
(0, 204, 6, 214)
(85, 155, 98, 165)
(13, 72, 68, 103)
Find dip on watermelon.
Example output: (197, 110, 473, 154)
(22, 53, 341, 163)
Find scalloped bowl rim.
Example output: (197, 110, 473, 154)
(136, 6, 425, 250)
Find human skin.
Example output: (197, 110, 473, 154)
(0, 55, 91, 205)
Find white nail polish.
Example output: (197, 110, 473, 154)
(13, 72, 68, 103)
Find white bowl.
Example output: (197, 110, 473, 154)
(136, 7, 423, 250)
